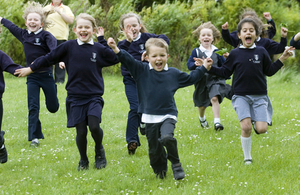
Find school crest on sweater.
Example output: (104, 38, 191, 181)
(252, 54, 260, 64)
(90, 52, 97, 62)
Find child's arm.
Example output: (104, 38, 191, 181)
(221, 22, 239, 47)
(96, 26, 108, 46)
(263, 12, 276, 39)
(108, 37, 120, 54)
(290, 32, 300, 49)
(278, 46, 294, 62)
(0, 50, 24, 76)
(0, 17, 24, 42)
(186, 48, 200, 70)
(117, 25, 134, 50)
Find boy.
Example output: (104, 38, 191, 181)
(108, 35, 212, 180)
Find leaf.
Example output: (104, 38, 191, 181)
(215, 48, 228, 55)
(280, 23, 288, 28)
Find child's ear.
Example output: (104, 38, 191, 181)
(41, 22, 44, 27)
(237, 33, 241, 39)
(73, 27, 77, 33)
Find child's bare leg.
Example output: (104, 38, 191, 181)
(198, 107, 209, 128)
(253, 121, 268, 134)
(211, 96, 223, 130)
(240, 117, 252, 164)
(198, 106, 206, 118)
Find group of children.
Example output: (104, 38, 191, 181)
(0, 1, 297, 180)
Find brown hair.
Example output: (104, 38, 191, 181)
(73, 13, 97, 29)
(192, 21, 221, 44)
(145, 38, 169, 55)
(119, 13, 148, 33)
(22, 1, 51, 30)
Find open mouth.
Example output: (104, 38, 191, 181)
(80, 33, 88, 39)
(155, 62, 163, 69)
(245, 36, 252, 44)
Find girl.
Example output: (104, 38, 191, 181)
(209, 17, 294, 164)
(15, 13, 119, 171)
(186, 22, 231, 131)
(117, 13, 169, 155)
(221, 8, 287, 56)
(0, 2, 59, 147)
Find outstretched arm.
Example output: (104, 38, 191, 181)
(108, 37, 120, 54)
(14, 67, 33, 77)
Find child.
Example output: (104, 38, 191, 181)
(186, 21, 231, 131)
(15, 13, 119, 171)
(0, 2, 59, 147)
(108, 33, 212, 179)
(115, 13, 170, 155)
(221, 9, 287, 56)
(209, 18, 294, 164)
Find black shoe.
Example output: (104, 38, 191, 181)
(199, 119, 209, 128)
(127, 142, 138, 155)
(95, 148, 107, 169)
(172, 163, 185, 180)
(214, 123, 224, 131)
(0, 131, 7, 164)
(78, 160, 89, 171)
(156, 170, 167, 179)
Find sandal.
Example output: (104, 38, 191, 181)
(127, 142, 138, 155)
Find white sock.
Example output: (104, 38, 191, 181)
(241, 136, 252, 160)
(199, 116, 206, 121)
(32, 138, 39, 143)
(214, 118, 220, 124)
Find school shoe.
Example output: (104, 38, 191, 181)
(171, 163, 185, 180)
(0, 131, 7, 164)
(156, 170, 167, 179)
(214, 123, 224, 131)
(244, 159, 252, 165)
(95, 148, 107, 169)
(78, 160, 89, 171)
(30, 139, 39, 147)
(199, 119, 209, 128)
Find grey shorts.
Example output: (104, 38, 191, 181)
(231, 95, 272, 124)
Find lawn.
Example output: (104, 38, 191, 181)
(0, 70, 299, 194)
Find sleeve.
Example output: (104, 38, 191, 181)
(63, 5, 75, 18)
(262, 49, 284, 76)
(0, 50, 23, 75)
(209, 50, 235, 78)
(222, 29, 239, 47)
(215, 52, 226, 67)
(97, 36, 108, 46)
(263, 37, 287, 55)
(290, 35, 300, 49)
(177, 65, 207, 88)
(267, 19, 276, 39)
(186, 48, 198, 70)
(117, 39, 131, 50)
(98, 44, 119, 67)
(45, 32, 57, 51)
(1, 18, 24, 42)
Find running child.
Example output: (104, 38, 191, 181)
(115, 13, 170, 155)
(108, 32, 212, 179)
(209, 17, 294, 164)
(186, 21, 231, 131)
(0, 1, 59, 147)
(15, 13, 119, 171)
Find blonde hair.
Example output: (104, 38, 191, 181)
(192, 21, 221, 44)
(145, 38, 169, 55)
(22, 1, 51, 30)
(119, 13, 148, 33)
(73, 13, 97, 29)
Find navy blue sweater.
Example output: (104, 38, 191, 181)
(30, 40, 119, 96)
(221, 29, 286, 56)
(117, 33, 169, 76)
(209, 46, 283, 96)
(1, 18, 56, 72)
(0, 50, 24, 98)
(290, 35, 300, 49)
(117, 49, 207, 116)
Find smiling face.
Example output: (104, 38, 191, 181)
(199, 28, 213, 49)
(146, 45, 169, 72)
(73, 18, 96, 43)
(238, 22, 258, 48)
(25, 13, 43, 32)
(123, 17, 141, 40)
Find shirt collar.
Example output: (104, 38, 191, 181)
(133, 33, 141, 42)
(239, 43, 256, 49)
(149, 63, 169, 71)
(28, 28, 43, 35)
(77, 38, 94, 45)
(199, 44, 218, 52)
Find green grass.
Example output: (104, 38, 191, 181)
(0, 70, 300, 194)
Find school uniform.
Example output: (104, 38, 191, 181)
(209, 44, 283, 123)
(116, 49, 207, 174)
(1, 18, 59, 141)
(30, 39, 119, 127)
(290, 35, 300, 49)
(117, 33, 169, 147)
(221, 29, 287, 56)
(186, 45, 232, 108)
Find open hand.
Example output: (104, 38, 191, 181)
(96, 26, 104, 37)
(14, 67, 33, 77)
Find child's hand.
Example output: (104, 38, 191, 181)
(59, 62, 65, 69)
(223, 52, 229, 59)
(14, 67, 33, 77)
(96, 26, 104, 37)
(279, 46, 295, 62)
(281, 27, 288, 38)
(124, 25, 133, 42)
(193, 57, 204, 66)
(263, 12, 272, 21)
(141, 51, 148, 62)
(107, 37, 120, 54)
(222, 22, 228, 30)
(203, 57, 213, 70)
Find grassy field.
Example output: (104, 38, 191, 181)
(0, 70, 299, 195)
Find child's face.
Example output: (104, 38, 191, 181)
(146, 46, 169, 72)
(25, 13, 44, 33)
(238, 22, 257, 48)
(123, 17, 141, 39)
(73, 18, 96, 43)
(199, 28, 213, 47)
(52, 0, 62, 6)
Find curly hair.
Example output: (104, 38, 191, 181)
(119, 13, 148, 33)
(22, 1, 51, 30)
(192, 21, 221, 44)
